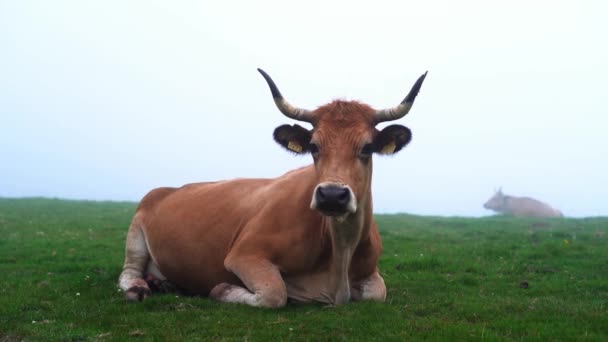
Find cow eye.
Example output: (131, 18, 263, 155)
(309, 143, 319, 154)
(360, 143, 374, 158)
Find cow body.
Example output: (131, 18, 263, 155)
(484, 189, 563, 218)
(118, 69, 427, 307)
(132, 165, 381, 304)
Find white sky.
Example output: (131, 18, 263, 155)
(1, 0, 606, 217)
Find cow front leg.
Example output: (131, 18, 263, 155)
(118, 217, 152, 301)
(350, 271, 386, 302)
(209, 257, 287, 308)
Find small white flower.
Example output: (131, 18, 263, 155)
(76, 293, 80, 296)
(289, 328, 293, 331)
(32, 320, 37, 324)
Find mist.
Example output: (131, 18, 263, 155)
(1, 1, 606, 217)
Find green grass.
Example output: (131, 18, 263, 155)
(1, 198, 607, 341)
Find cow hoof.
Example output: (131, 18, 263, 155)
(146, 278, 164, 292)
(209, 283, 233, 299)
(159, 281, 180, 293)
(144, 274, 179, 293)
(125, 286, 151, 302)
(152, 280, 178, 293)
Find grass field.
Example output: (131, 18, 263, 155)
(1, 198, 607, 341)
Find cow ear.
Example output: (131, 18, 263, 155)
(374, 125, 412, 155)
(273, 124, 312, 154)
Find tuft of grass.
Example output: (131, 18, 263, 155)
(1, 198, 607, 340)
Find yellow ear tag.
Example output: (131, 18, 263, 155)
(381, 141, 396, 154)
(287, 141, 303, 153)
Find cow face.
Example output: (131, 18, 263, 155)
(259, 69, 426, 217)
(273, 103, 412, 217)
(484, 188, 505, 211)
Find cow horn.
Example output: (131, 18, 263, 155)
(374, 71, 428, 124)
(258, 68, 313, 123)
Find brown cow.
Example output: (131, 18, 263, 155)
(483, 188, 564, 218)
(118, 68, 427, 307)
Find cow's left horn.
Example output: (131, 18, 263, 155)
(258, 68, 313, 123)
(374, 71, 428, 124)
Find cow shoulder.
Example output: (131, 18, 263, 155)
(225, 205, 327, 274)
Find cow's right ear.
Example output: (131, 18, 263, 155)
(273, 124, 312, 154)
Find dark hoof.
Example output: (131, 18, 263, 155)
(145, 278, 178, 294)
(158, 281, 179, 293)
(146, 278, 164, 292)
(125, 286, 151, 302)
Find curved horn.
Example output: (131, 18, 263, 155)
(257, 68, 313, 123)
(374, 71, 428, 124)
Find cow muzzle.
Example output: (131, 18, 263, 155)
(310, 182, 357, 216)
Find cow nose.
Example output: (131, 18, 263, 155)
(315, 185, 351, 214)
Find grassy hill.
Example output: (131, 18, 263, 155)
(1, 198, 607, 340)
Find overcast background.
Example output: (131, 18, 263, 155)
(1, 1, 606, 217)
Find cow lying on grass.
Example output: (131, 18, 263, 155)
(484, 188, 563, 218)
(118, 68, 427, 307)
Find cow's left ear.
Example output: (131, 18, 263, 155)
(374, 125, 412, 155)
(273, 124, 312, 154)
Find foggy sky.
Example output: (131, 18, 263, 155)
(1, 1, 606, 217)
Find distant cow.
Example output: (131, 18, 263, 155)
(118, 68, 428, 307)
(483, 188, 563, 218)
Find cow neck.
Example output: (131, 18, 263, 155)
(322, 189, 371, 305)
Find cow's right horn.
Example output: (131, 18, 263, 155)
(258, 68, 313, 123)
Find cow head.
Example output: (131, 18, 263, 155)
(259, 68, 427, 218)
(484, 188, 505, 211)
